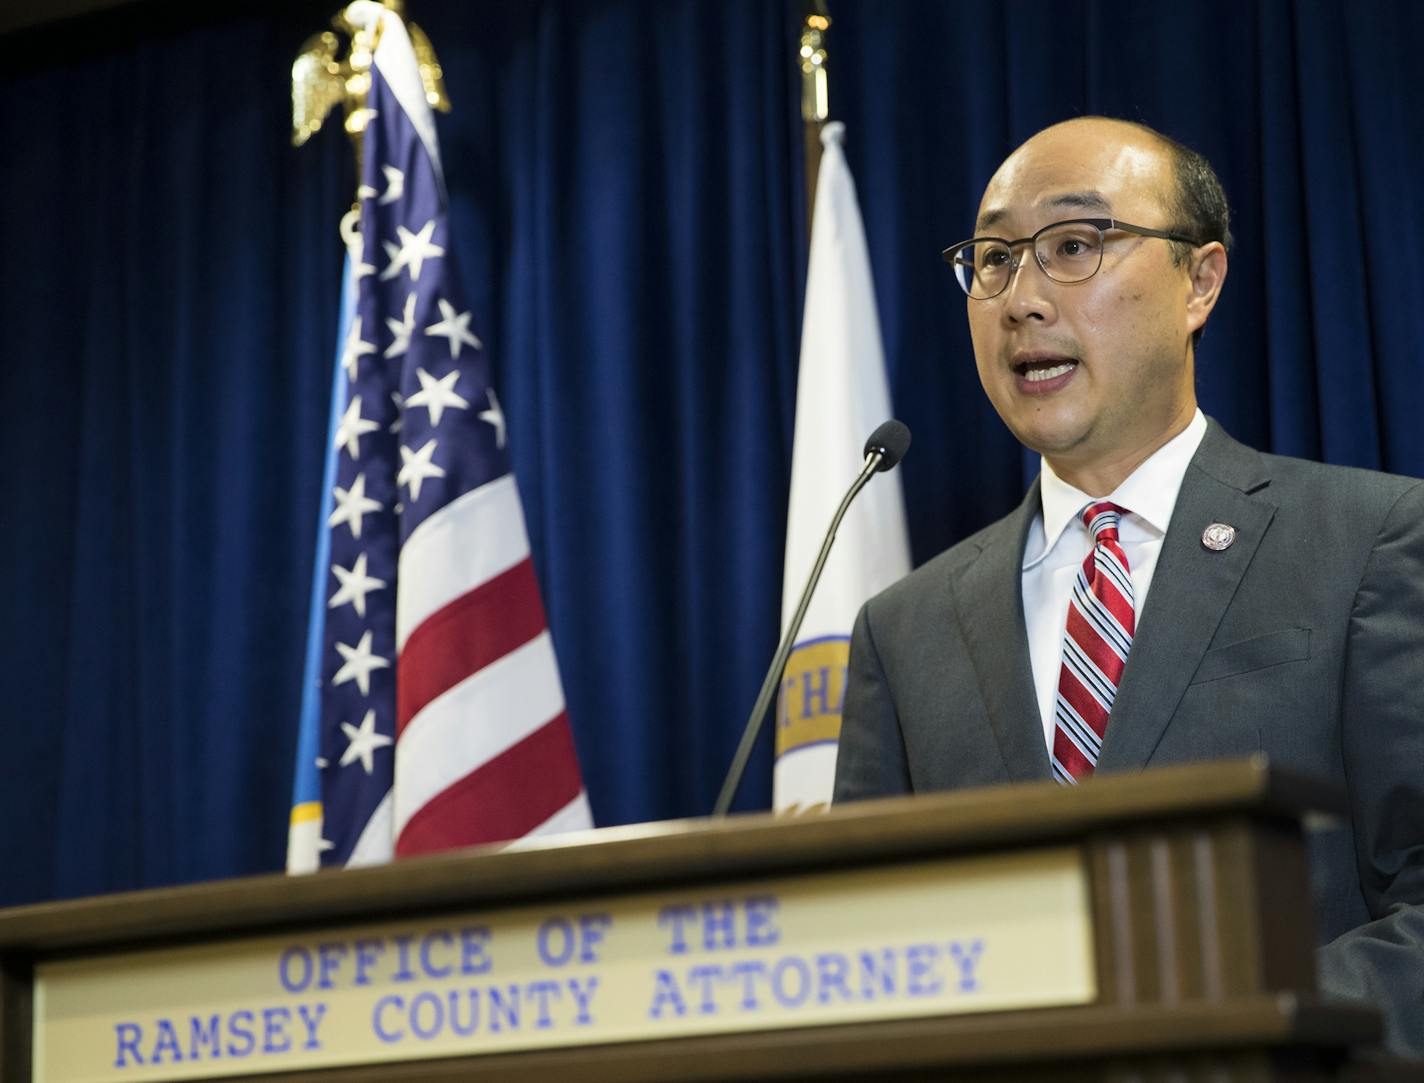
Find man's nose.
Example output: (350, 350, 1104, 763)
(1000, 250, 1056, 324)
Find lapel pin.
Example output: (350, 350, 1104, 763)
(1201, 523, 1236, 551)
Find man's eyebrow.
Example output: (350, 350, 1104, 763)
(1047, 190, 1113, 215)
(973, 191, 1114, 234)
(975, 207, 1007, 232)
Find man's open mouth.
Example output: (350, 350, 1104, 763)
(1013, 357, 1079, 383)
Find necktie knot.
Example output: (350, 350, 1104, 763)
(1082, 501, 1127, 544)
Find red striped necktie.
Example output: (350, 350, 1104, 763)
(1052, 501, 1135, 784)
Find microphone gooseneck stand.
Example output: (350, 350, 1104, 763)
(711, 445, 891, 818)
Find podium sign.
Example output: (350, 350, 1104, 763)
(2, 761, 1389, 1082)
(34, 848, 1093, 1081)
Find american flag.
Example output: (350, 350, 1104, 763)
(289, 11, 591, 870)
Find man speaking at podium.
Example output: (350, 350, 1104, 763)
(833, 117, 1424, 1055)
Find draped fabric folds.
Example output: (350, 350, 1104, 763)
(2, 0, 1421, 907)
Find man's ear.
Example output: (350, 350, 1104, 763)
(1185, 242, 1228, 336)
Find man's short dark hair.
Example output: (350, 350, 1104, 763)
(1151, 127, 1234, 265)
(1112, 119, 1233, 345)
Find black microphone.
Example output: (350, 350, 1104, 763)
(863, 418, 911, 472)
(712, 419, 913, 817)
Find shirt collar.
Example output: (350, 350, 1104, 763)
(1024, 409, 1208, 570)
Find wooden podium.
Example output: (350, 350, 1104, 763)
(0, 758, 1406, 1081)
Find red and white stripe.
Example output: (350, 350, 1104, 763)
(393, 476, 591, 855)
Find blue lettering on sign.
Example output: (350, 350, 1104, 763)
(113, 1023, 143, 1068)
(150, 1020, 182, 1064)
(420, 931, 453, 980)
(447, 990, 479, 1037)
(648, 970, 687, 1019)
(488, 986, 520, 1032)
(536, 916, 574, 967)
(189, 1015, 221, 1061)
(645, 939, 990, 1021)
(859, 947, 897, 997)
(770, 956, 810, 1008)
(744, 896, 780, 947)
(277, 926, 498, 993)
(686, 964, 722, 1014)
(578, 913, 612, 962)
(278, 947, 312, 994)
(107, 928, 991, 1071)
(729, 960, 766, 1010)
(701, 901, 736, 951)
(814, 952, 852, 1004)
(526, 980, 561, 1028)
(296, 1003, 327, 1049)
(262, 1007, 291, 1054)
(905, 943, 944, 997)
(568, 975, 598, 1025)
(112, 1003, 326, 1069)
(367, 978, 600, 1043)
(373, 995, 404, 1044)
(316, 942, 347, 989)
(657, 896, 784, 955)
(227, 1009, 256, 1058)
(352, 938, 384, 985)
(657, 904, 695, 955)
(460, 926, 493, 975)
(949, 938, 985, 990)
(392, 934, 417, 982)
(409, 991, 443, 1041)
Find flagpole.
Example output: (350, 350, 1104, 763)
(799, 2, 830, 237)
(775, 16, 913, 816)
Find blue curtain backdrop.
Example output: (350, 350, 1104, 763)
(2, 0, 1421, 907)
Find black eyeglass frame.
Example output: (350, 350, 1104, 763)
(942, 217, 1206, 299)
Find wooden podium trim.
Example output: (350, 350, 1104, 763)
(236, 995, 1380, 1082)
(0, 756, 1338, 958)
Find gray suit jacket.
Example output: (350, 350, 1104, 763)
(834, 420, 1424, 1056)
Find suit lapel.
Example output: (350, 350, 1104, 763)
(951, 482, 1053, 783)
(1095, 422, 1277, 772)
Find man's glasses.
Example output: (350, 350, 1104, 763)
(943, 218, 1204, 300)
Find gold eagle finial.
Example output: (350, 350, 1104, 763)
(291, 30, 346, 147)
(290, 2, 451, 149)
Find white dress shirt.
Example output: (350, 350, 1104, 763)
(1020, 409, 1208, 754)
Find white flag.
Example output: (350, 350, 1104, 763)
(775, 122, 911, 813)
